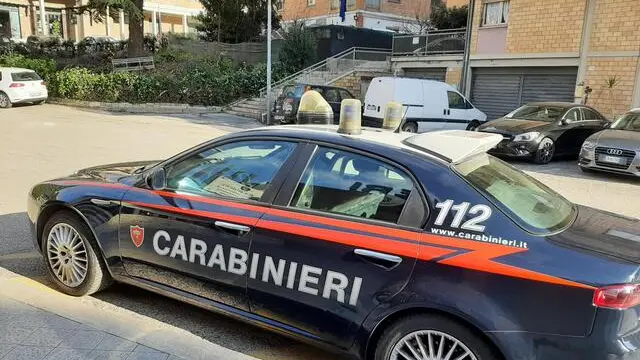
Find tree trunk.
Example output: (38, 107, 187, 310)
(128, 0, 145, 57)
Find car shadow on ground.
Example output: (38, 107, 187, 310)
(0, 211, 348, 360)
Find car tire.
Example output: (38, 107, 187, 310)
(374, 314, 498, 360)
(534, 137, 555, 164)
(42, 211, 112, 296)
(466, 120, 481, 131)
(0, 92, 12, 108)
(402, 122, 418, 133)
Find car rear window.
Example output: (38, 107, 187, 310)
(454, 153, 576, 234)
(11, 72, 41, 81)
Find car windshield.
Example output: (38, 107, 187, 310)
(281, 85, 297, 98)
(11, 71, 41, 81)
(611, 113, 640, 132)
(454, 154, 576, 234)
(505, 105, 564, 122)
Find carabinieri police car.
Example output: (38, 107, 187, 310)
(27, 120, 640, 360)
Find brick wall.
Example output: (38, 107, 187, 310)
(584, 58, 637, 119)
(282, 0, 426, 22)
(331, 71, 391, 100)
(445, 67, 462, 88)
(504, 0, 585, 53)
(445, 0, 468, 8)
(589, 0, 640, 52)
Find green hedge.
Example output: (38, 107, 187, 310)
(0, 55, 287, 106)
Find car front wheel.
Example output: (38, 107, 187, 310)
(534, 137, 555, 164)
(374, 314, 498, 360)
(402, 122, 418, 133)
(42, 211, 112, 296)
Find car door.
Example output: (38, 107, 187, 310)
(445, 91, 472, 130)
(555, 107, 584, 155)
(118, 139, 302, 311)
(581, 107, 610, 138)
(248, 144, 425, 348)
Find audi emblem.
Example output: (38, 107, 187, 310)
(607, 149, 624, 156)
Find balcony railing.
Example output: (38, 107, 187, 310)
(392, 28, 467, 57)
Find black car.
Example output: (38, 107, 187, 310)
(27, 125, 640, 360)
(477, 102, 610, 164)
(273, 83, 356, 124)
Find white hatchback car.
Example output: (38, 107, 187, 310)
(0, 67, 48, 108)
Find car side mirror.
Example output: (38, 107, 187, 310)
(560, 118, 568, 126)
(146, 168, 166, 190)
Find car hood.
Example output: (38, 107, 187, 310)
(587, 129, 640, 151)
(477, 118, 550, 135)
(75, 160, 160, 183)
(548, 205, 640, 264)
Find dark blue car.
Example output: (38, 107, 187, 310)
(27, 125, 640, 360)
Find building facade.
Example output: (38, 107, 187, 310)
(0, 0, 203, 42)
(392, 0, 640, 120)
(278, 0, 463, 32)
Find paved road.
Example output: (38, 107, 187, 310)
(0, 104, 638, 360)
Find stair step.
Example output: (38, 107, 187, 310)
(234, 103, 266, 111)
(225, 108, 261, 119)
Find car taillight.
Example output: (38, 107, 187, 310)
(594, 284, 640, 309)
(9, 83, 24, 88)
(41, 81, 47, 87)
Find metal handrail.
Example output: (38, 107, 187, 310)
(258, 46, 391, 97)
(393, 27, 467, 39)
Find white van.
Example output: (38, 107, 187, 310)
(362, 77, 487, 133)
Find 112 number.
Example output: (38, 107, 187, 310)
(434, 200, 492, 232)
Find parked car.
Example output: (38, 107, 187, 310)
(0, 67, 48, 108)
(579, 108, 640, 176)
(272, 83, 356, 124)
(477, 102, 609, 164)
(362, 77, 487, 133)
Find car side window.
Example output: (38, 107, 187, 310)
(165, 140, 296, 202)
(324, 89, 340, 103)
(447, 91, 467, 110)
(582, 108, 601, 120)
(290, 147, 414, 224)
(564, 108, 582, 122)
(339, 90, 353, 100)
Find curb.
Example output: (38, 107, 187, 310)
(49, 98, 223, 115)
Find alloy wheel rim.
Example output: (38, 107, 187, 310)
(403, 125, 416, 133)
(46, 223, 88, 287)
(390, 330, 478, 360)
(0, 94, 8, 107)
(540, 142, 554, 163)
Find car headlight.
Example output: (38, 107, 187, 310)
(582, 140, 596, 149)
(513, 132, 540, 142)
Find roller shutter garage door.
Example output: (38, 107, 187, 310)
(403, 68, 447, 81)
(470, 67, 578, 120)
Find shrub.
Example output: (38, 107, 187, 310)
(0, 54, 57, 81)
(278, 23, 317, 73)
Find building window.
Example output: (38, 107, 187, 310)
(307, 0, 315, 7)
(482, 0, 509, 26)
(276, 0, 284, 11)
(366, 0, 380, 10)
(0, 5, 21, 40)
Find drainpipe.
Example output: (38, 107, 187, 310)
(576, 0, 596, 104)
(38, 0, 47, 35)
(459, 0, 475, 97)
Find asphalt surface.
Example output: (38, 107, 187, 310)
(0, 104, 638, 360)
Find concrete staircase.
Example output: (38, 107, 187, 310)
(225, 47, 392, 122)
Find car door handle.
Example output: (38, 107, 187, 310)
(354, 249, 402, 269)
(90, 198, 117, 206)
(214, 221, 251, 235)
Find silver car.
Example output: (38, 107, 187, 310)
(579, 109, 640, 176)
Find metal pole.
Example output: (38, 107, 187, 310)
(266, 0, 272, 125)
(459, 0, 475, 95)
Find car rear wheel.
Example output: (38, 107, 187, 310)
(42, 211, 112, 296)
(534, 137, 555, 164)
(0, 92, 12, 108)
(466, 120, 481, 131)
(402, 122, 418, 133)
(374, 314, 497, 360)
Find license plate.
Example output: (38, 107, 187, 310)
(29, 92, 41, 97)
(274, 115, 285, 120)
(599, 155, 625, 164)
